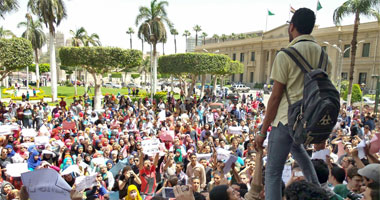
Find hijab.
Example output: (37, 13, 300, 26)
(5, 145, 15, 157)
(27, 150, 41, 170)
(174, 149, 183, 163)
(125, 185, 142, 200)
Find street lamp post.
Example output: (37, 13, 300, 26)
(323, 40, 365, 97)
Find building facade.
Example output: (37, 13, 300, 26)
(196, 21, 380, 90)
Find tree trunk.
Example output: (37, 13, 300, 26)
(200, 74, 206, 98)
(212, 75, 217, 96)
(195, 33, 198, 47)
(93, 73, 102, 110)
(130, 34, 132, 49)
(185, 36, 187, 52)
(188, 74, 197, 97)
(35, 49, 40, 88)
(74, 67, 78, 96)
(174, 36, 177, 54)
(141, 39, 144, 54)
(145, 70, 148, 88)
(49, 32, 58, 102)
(347, 11, 360, 107)
(171, 75, 174, 93)
(84, 68, 88, 95)
(162, 43, 165, 55)
(153, 44, 158, 94)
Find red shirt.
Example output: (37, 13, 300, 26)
(139, 165, 156, 194)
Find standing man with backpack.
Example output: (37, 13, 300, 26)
(255, 8, 339, 200)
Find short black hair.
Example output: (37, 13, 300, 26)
(331, 166, 346, 184)
(290, 8, 316, 34)
(284, 180, 328, 200)
(347, 167, 361, 179)
(311, 159, 329, 184)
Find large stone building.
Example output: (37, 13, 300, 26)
(196, 21, 380, 90)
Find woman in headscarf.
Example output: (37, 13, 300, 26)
(27, 150, 41, 171)
(0, 181, 14, 200)
(60, 156, 74, 171)
(174, 149, 183, 163)
(125, 184, 142, 200)
(64, 139, 72, 150)
(5, 145, 15, 158)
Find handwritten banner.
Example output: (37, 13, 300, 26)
(141, 138, 161, 156)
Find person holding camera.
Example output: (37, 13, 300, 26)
(117, 166, 141, 199)
(333, 167, 363, 199)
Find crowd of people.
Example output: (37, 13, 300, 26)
(0, 7, 378, 200)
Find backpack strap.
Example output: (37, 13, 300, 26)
(318, 48, 329, 71)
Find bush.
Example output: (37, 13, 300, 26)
(343, 84, 362, 103)
(64, 80, 73, 87)
(111, 72, 123, 78)
(131, 74, 140, 79)
(253, 83, 264, 89)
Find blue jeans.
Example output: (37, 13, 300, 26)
(265, 122, 320, 200)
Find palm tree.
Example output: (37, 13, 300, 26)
(162, 37, 166, 55)
(136, 0, 173, 94)
(69, 27, 87, 95)
(201, 32, 208, 45)
(126, 27, 134, 49)
(69, 27, 86, 47)
(138, 56, 151, 87)
(170, 28, 178, 53)
(183, 30, 191, 52)
(221, 34, 227, 42)
(28, 0, 67, 102)
(230, 33, 236, 40)
(193, 25, 201, 46)
(212, 34, 219, 43)
(83, 33, 101, 47)
(0, 0, 19, 19)
(333, 0, 380, 106)
(0, 26, 15, 38)
(18, 13, 46, 88)
(238, 33, 247, 39)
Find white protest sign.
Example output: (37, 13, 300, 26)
(61, 165, 81, 176)
(0, 125, 14, 136)
(216, 148, 231, 161)
(141, 138, 160, 156)
(228, 126, 242, 135)
(282, 164, 292, 185)
(75, 175, 97, 191)
(223, 155, 238, 174)
(92, 158, 106, 166)
(21, 168, 71, 200)
(35, 136, 50, 146)
(6, 163, 29, 177)
(196, 153, 212, 161)
(311, 149, 330, 162)
(21, 128, 37, 138)
(39, 125, 49, 135)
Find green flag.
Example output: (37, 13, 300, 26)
(317, 0, 322, 11)
(268, 10, 275, 16)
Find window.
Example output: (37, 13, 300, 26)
(250, 72, 254, 83)
(240, 73, 243, 82)
(232, 53, 236, 61)
(231, 74, 235, 82)
(343, 44, 350, 58)
(362, 43, 370, 57)
(321, 46, 327, 51)
(240, 53, 245, 62)
(341, 72, 348, 81)
(251, 52, 255, 61)
(359, 73, 367, 84)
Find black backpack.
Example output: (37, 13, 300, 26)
(281, 46, 340, 145)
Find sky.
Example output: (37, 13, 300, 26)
(1, 0, 378, 55)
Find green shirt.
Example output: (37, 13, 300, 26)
(270, 35, 332, 127)
(333, 184, 350, 198)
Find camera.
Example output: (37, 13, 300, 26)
(346, 191, 363, 200)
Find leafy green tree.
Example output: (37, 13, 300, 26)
(131, 73, 140, 79)
(201, 32, 208, 45)
(343, 83, 362, 103)
(333, 0, 380, 106)
(193, 25, 201, 47)
(136, 0, 173, 94)
(59, 47, 142, 109)
(212, 34, 219, 43)
(229, 33, 236, 40)
(0, 38, 34, 82)
(182, 30, 191, 52)
(238, 33, 247, 39)
(126, 27, 134, 49)
(158, 53, 237, 97)
(29, 63, 50, 74)
(221, 34, 228, 42)
(0, 26, 15, 38)
(18, 14, 46, 88)
(0, 0, 18, 19)
(28, 0, 67, 102)
(170, 28, 178, 53)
